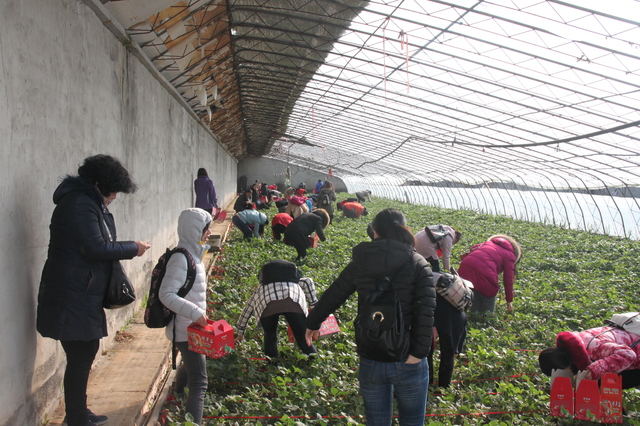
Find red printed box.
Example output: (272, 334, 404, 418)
(188, 319, 235, 359)
(600, 373, 623, 424)
(549, 372, 622, 424)
(288, 314, 340, 342)
(550, 376, 574, 417)
(308, 234, 319, 248)
(575, 379, 601, 421)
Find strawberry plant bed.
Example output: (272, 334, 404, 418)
(163, 196, 640, 425)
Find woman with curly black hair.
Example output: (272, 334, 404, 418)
(37, 155, 151, 426)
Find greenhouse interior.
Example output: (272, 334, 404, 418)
(100, 0, 640, 239)
(7, 0, 640, 425)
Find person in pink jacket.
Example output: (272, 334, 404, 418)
(457, 234, 522, 313)
(539, 326, 640, 389)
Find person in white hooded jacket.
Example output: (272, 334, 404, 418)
(159, 208, 212, 425)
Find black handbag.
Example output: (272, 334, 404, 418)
(101, 218, 135, 309)
(103, 260, 136, 309)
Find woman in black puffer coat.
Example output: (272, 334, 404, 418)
(306, 208, 436, 426)
(283, 209, 329, 261)
(37, 155, 151, 426)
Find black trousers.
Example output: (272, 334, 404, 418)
(343, 208, 359, 219)
(621, 369, 640, 389)
(272, 223, 287, 240)
(260, 312, 317, 358)
(283, 234, 309, 260)
(426, 256, 440, 273)
(60, 339, 100, 426)
(427, 330, 456, 388)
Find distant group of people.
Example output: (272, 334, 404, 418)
(229, 178, 374, 262)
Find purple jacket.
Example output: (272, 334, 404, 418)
(457, 238, 516, 302)
(194, 176, 218, 210)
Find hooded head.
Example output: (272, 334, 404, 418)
(313, 209, 330, 229)
(488, 234, 522, 262)
(177, 208, 213, 256)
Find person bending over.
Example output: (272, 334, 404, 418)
(236, 260, 318, 358)
(355, 190, 372, 203)
(414, 225, 462, 273)
(271, 212, 294, 240)
(232, 207, 268, 241)
(457, 234, 522, 313)
(539, 324, 640, 389)
(234, 188, 254, 213)
(341, 201, 368, 219)
(283, 209, 329, 261)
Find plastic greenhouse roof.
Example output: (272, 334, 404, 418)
(97, 0, 640, 190)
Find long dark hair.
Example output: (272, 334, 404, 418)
(371, 208, 415, 247)
(538, 346, 575, 376)
(78, 154, 136, 196)
(197, 168, 208, 177)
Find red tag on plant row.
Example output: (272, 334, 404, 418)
(550, 376, 574, 417)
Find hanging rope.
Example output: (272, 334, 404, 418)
(382, 16, 391, 107)
(311, 105, 329, 164)
(399, 30, 410, 94)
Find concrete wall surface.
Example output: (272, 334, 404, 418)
(238, 157, 347, 193)
(0, 1, 237, 424)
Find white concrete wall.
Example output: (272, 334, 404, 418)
(0, 1, 237, 424)
(238, 157, 348, 192)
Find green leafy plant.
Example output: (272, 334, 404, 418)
(162, 195, 640, 425)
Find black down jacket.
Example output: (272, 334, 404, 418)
(307, 238, 436, 360)
(37, 176, 139, 341)
(283, 212, 326, 248)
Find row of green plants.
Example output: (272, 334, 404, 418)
(164, 195, 640, 425)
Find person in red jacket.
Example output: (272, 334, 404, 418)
(539, 325, 640, 389)
(457, 234, 522, 314)
(340, 201, 368, 219)
(271, 212, 294, 240)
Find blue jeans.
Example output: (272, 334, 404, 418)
(358, 357, 429, 426)
(232, 214, 254, 240)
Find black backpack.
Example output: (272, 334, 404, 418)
(425, 224, 450, 248)
(144, 247, 197, 329)
(354, 269, 410, 362)
(321, 192, 330, 206)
